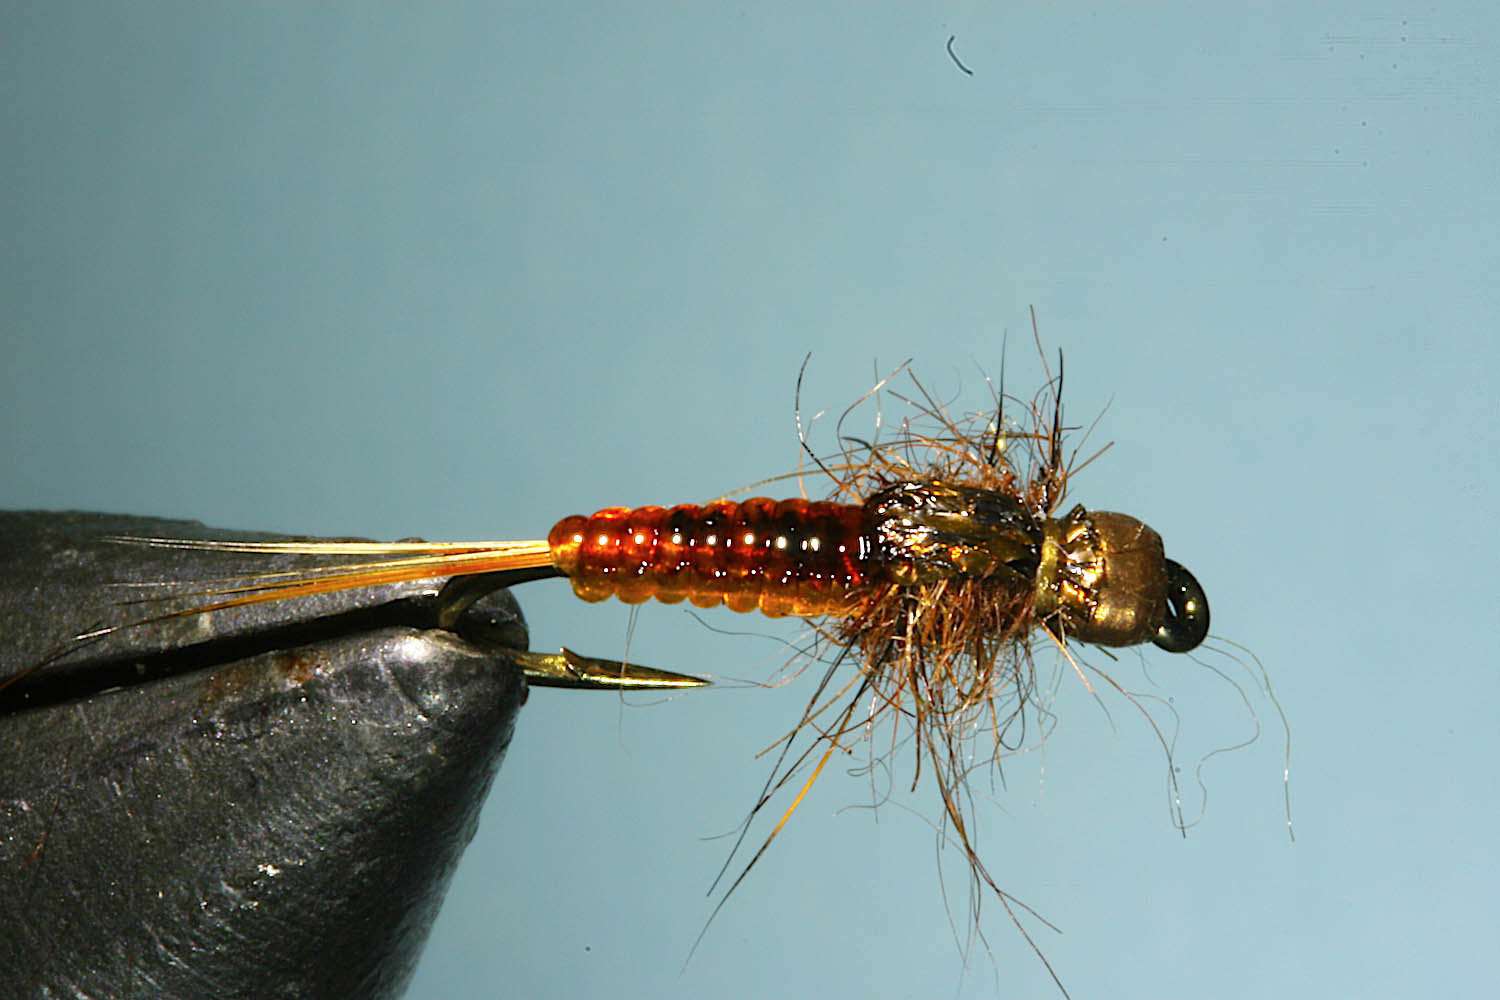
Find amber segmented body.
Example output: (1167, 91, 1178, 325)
(547, 498, 872, 617)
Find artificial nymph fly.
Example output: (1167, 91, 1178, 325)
(1, 337, 1220, 998)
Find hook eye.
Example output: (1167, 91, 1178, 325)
(1153, 559, 1209, 653)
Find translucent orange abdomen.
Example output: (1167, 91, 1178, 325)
(547, 498, 871, 617)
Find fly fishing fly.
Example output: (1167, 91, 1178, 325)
(2, 321, 1288, 998)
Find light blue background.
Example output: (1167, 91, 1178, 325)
(3, 5, 1496, 998)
